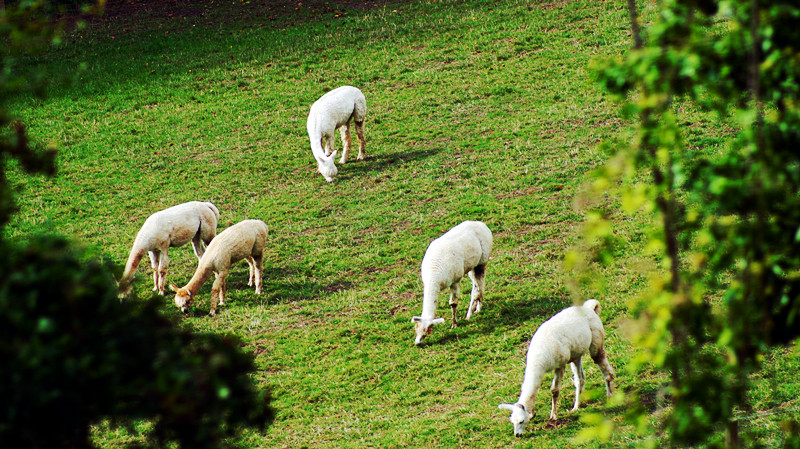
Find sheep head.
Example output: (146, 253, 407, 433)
(170, 284, 192, 313)
(411, 316, 445, 345)
(117, 280, 132, 299)
(317, 151, 338, 182)
(498, 403, 533, 437)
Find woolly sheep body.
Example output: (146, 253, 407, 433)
(498, 299, 615, 437)
(118, 201, 220, 297)
(307, 86, 367, 182)
(412, 221, 492, 345)
(171, 219, 268, 316)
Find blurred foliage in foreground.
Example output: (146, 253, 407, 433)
(574, 0, 800, 446)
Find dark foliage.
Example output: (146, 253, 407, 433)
(0, 236, 275, 448)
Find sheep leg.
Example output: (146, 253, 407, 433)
(466, 265, 486, 320)
(209, 276, 221, 317)
(218, 272, 228, 306)
(252, 254, 263, 294)
(148, 251, 159, 292)
(209, 272, 227, 316)
(191, 233, 206, 259)
(569, 358, 585, 412)
(339, 121, 352, 164)
(355, 120, 366, 160)
(324, 132, 335, 157)
(449, 284, 460, 329)
(200, 213, 217, 247)
(591, 347, 615, 396)
(550, 366, 566, 421)
(156, 251, 169, 295)
(246, 257, 255, 287)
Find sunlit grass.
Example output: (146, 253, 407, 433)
(8, 0, 800, 446)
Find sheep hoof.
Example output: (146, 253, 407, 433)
(451, 323, 458, 329)
(209, 309, 217, 317)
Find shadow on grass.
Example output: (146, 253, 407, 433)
(220, 264, 349, 306)
(174, 260, 350, 314)
(182, 280, 340, 315)
(335, 148, 441, 180)
(537, 413, 580, 431)
(258, 279, 354, 305)
(492, 296, 568, 328)
(413, 295, 571, 346)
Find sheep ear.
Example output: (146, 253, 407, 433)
(328, 150, 338, 161)
(411, 316, 422, 323)
(498, 403, 515, 411)
(431, 318, 446, 325)
(169, 284, 180, 293)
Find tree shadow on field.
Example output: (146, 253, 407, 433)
(24, 0, 412, 103)
(335, 148, 441, 181)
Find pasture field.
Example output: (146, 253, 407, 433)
(7, 0, 800, 446)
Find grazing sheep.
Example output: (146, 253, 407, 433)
(411, 221, 492, 345)
(307, 86, 367, 182)
(498, 299, 615, 437)
(171, 219, 268, 316)
(118, 201, 220, 297)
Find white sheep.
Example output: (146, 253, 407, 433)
(411, 221, 493, 345)
(170, 219, 268, 316)
(307, 86, 367, 182)
(498, 299, 615, 437)
(118, 201, 220, 297)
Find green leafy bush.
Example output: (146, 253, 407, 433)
(0, 235, 274, 448)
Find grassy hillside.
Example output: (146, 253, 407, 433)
(7, 0, 800, 446)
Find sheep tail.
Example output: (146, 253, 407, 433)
(583, 299, 601, 316)
(205, 202, 220, 220)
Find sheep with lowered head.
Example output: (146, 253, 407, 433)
(412, 221, 492, 345)
(118, 201, 220, 297)
(307, 86, 367, 182)
(171, 219, 268, 316)
(498, 299, 615, 437)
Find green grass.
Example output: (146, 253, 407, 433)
(7, 0, 800, 446)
